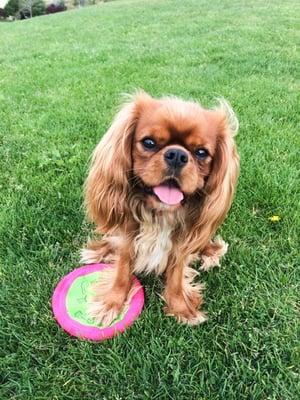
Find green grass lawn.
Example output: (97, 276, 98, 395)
(0, 0, 299, 398)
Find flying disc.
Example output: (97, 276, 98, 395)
(52, 263, 144, 341)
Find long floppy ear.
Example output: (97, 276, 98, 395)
(205, 99, 239, 198)
(183, 100, 240, 253)
(84, 91, 152, 233)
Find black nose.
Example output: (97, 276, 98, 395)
(164, 148, 188, 170)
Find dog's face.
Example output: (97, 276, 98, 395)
(132, 97, 224, 209)
(85, 92, 239, 233)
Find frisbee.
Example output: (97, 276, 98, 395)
(52, 263, 144, 341)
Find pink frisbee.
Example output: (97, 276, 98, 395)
(52, 263, 144, 341)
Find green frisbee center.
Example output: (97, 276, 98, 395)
(66, 271, 125, 327)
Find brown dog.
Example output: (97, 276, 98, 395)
(81, 91, 239, 325)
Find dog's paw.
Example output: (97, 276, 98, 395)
(88, 291, 125, 326)
(163, 290, 207, 326)
(164, 306, 207, 325)
(200, 238, 228, 271)
(86, 267, 125, 326)
(87, 267, 135, 326)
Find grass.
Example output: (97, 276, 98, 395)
(0, 0, 299, 398)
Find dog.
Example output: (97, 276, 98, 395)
(81, 91, 239, 325)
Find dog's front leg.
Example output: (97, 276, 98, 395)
(88, 238, 134, 326)
(163, 253, 207, 325)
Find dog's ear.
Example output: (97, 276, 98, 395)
(205, 101, 239, 197)
(84, 91, 153, 232)
(184, 100, 239, 253)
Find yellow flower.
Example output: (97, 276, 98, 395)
(269, 215, 281, 222)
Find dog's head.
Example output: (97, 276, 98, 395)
(85, 92, 239, 238)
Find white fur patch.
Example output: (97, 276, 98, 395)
(133, 213, 173, 275)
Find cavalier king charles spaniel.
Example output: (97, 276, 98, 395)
(81, 91, 239, 325)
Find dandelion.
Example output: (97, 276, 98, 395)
(269, 215, 281, 222)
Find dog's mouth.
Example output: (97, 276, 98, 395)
(144, 178, 184, 206)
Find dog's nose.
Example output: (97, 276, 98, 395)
(164, 148, 188, 170)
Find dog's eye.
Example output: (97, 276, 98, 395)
(195, 148, 209, 160)
(142, 137, 156, 150)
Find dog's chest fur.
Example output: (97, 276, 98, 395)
(133, 213, 174, 275)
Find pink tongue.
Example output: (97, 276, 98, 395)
(153, 184, 184, 205)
